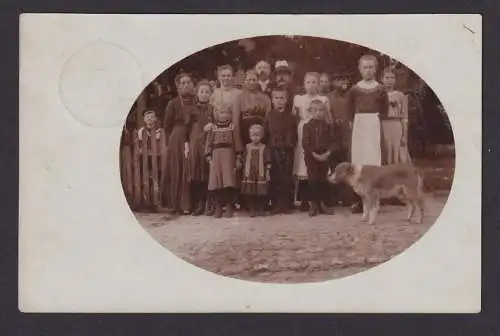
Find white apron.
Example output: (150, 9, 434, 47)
(351, 113, 381, 166)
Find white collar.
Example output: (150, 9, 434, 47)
(259, 79, 270, 85)
(356, 80, 380, 90)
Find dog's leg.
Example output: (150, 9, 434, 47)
(368, 197, 380, 225)
(414, 198, 424, 224)
(406, 200, 415, 221)
(361, 197, 369, 222)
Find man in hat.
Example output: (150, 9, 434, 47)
(273, 60, 295, 112)
(327, 67, 360, 212)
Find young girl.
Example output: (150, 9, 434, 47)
(346, 55, 389, 213)
(186, 80, 215, 215)
(205, 106, 243, 218)
(381, 67, 411, 164)
(302, 100, 337, 217)
(293, 72, 330, 211)
(210, 64, 242, 117)
(319, 73, 331, 96)
(241, 124, 272, 217)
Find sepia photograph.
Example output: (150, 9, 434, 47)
(119, 35, 455, 283)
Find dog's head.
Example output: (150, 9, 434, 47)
(328, 162, 354, 184)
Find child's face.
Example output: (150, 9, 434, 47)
(359, 59, 377, 80)
(382, 72, 397, 89)
(197, 85, 211, 102)
(271, 91, 287, 110)
(218, 69, 233, 87)
(333, 77, 349, 90)
(250, 129, 262, 144)
(310, 103, 325, 119)
(304, 75, 319, 94)
(319, 75, 330, 92)
(144, 113, 157, 128)
(218, 109, 231, 122)
(245, 73, 259, 90)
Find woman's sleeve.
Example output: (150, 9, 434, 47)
(345, 88, 355, 122)
(264, 145, 272, 166)
(184, 108, 193, 143)
(379, 88, 389, 119)
(323, 97, 332, 124)
(233, 125, 244, 155)
(204, 129, 214, 158)
(402, 93, 409, 122)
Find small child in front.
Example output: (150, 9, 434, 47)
(302, 100, 337, 217)
(241, 124, 272, 217)
(205, 107, 243, 218)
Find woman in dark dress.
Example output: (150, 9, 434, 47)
(161, 73, 196, 214)
(233, 69, 271, 145)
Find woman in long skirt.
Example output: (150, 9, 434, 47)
(346, 55, 389, 212)
(381, 67, 411, 164)
(161, 73, 197, 214)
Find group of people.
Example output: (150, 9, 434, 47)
(137, 54, 410, 218)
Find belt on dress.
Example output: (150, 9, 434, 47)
(213, 143, 233, 149)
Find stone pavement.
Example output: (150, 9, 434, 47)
(135, 194, 448, 283)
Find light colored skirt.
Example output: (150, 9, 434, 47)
(382, 119, 411, 164)
(351, 113, 381, 166)
(293, 119, 309, 180)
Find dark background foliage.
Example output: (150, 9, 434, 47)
(126, 36, 454, 155)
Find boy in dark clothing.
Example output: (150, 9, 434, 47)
(265, 87, 298, 214)
(302, 99, 338, 217)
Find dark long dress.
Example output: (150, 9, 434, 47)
(161, 94, 196, 212)
(187, 102, 214, 183)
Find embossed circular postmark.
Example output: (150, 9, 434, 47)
(59, 40, 143, 128)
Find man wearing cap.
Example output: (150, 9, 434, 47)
(273, 60, 295, 113)
(328, 68, 359, 211)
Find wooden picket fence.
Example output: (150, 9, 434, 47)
(120, 128, 167, 210)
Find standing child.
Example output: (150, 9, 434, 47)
(205, 106, 243, 218)
(293, 72, 330, 211)
(265, 87, 297, 214)
(241, 125, 272, 217)
(381, 67, 411, 164)
(186, 80, 215, 215)
(136, 110, 165, 211)
(302, 100, 337, 217)
(346, 55, 389, 213)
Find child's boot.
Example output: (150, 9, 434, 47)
(224, 202, 234, 218)
(214, 199, 223, 218)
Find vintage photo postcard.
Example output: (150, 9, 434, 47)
(19, 14, 481, 313)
